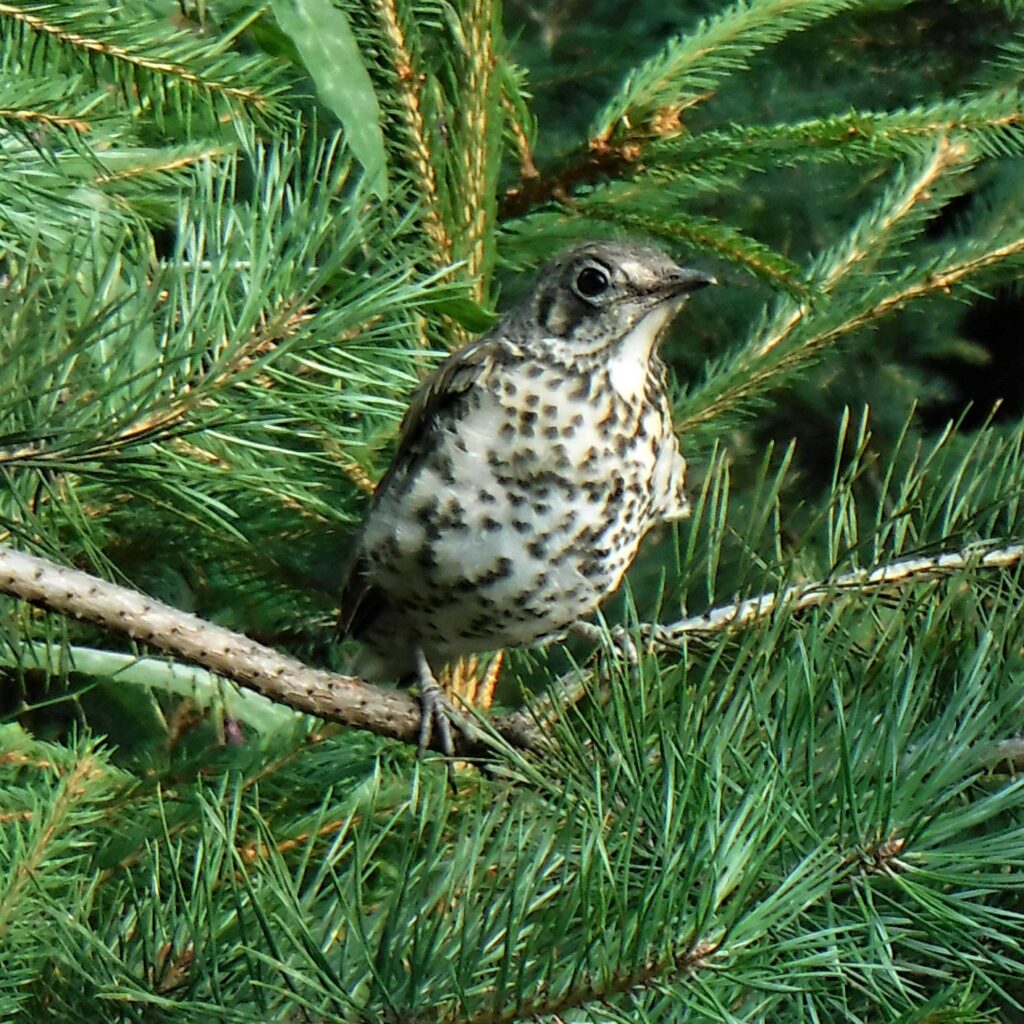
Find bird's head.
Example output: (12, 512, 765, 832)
(521, 240, 716, 362)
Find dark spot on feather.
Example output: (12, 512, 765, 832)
(415, 500, 439, 524)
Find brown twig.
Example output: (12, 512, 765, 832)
(0, 108, 91, 132)
(449, 937, 721, 1024)
(647, 543, 1024, 645)
(499, 140, 641, 220)
(2, 542, 1022, 761)
(0, 543, 542, 755)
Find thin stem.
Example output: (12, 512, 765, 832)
(2, 542, 1020, 757)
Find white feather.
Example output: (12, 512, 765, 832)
(607, 303, 675, 401)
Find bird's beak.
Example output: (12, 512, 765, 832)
(664, 267, 718, 296)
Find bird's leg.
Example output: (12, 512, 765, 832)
(569, 621, 640, 667)
(415, 646, 458, 762)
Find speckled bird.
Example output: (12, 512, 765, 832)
(340, 240, 715, 754)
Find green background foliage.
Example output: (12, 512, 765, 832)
(1, 0, 1023, 1020)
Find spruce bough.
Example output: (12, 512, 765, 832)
(1, 1, 1024, 1021)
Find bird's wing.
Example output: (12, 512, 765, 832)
(389, 334, 503, 470)
(338, 334, 507, 640)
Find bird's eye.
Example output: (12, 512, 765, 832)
(573, 264, 611, 300)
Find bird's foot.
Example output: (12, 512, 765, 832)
(569, 621, 641, 667)
(415, 649, 464, 790)
(417, 675, 459, 758)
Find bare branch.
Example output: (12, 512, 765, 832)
(508, 542, 1024, 730)
(499, 140, 639, 220)
(0, 542, 1020, 760)
(0, 544, 432, 749)
(648, 543, 1024, 647)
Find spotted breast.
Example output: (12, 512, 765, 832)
(340, 240, 712, 691)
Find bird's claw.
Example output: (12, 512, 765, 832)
(570, 620, 641, 667)
(415, 649, 465, 791)
(607, 625, 640, 667)
(417, 676, 459, 760)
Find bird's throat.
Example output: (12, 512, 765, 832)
(606, 302, 678, 401)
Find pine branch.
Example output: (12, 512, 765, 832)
(0, 543, 541, 755)
(0, 107, 90, 132)
(453, 0, 502, 296)
(649, 542, 1024, 644)
(655, 92, 1024, 178)
(2, 540, 1020, 760)
(501, 0, 877, 219)
(680, 229, 1024, 433)
(449, 822, 923, 1024)
(0, 753, 91, 934)
(591, 0, 863, 144)
(577, 204, 810, 296)
(973, 33, 1024, 91)
(757, 138, 969, 358)
(498, 65, 539, 186)
(90, 143, 235, 185)
(674, 138, 1024, 433)
(371, 0, 454, 267)
(454, 937, 723, 1024)
(499, 94, 1024, 222)
(0, 1, 286, 118)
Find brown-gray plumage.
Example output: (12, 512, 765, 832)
(340, 240, 715, 757)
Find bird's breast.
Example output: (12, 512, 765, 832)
(359, 359, 686, 654)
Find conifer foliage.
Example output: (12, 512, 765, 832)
(1, 0, 1024, 1020)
